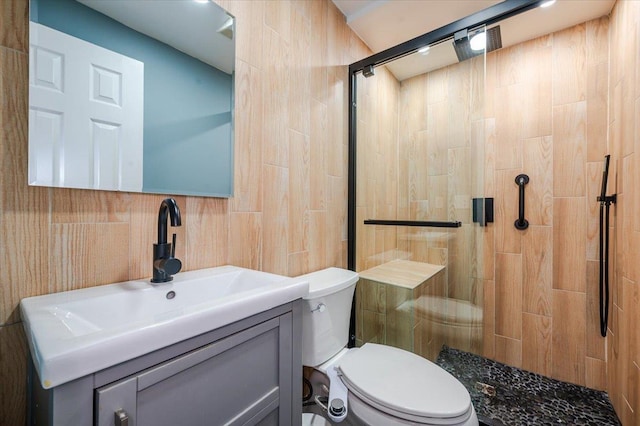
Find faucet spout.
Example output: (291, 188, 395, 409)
(157, 198, 182, 245)
(152, 198, 182, 283)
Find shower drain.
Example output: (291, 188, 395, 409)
(475, 382, 496, 397)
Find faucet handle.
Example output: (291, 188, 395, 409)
(171, 233, 177, 258)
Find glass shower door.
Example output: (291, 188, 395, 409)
(354, 30, 488, 362)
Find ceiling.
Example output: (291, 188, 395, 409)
(332, 0, 615, 81)
(76, 0, 235, 74)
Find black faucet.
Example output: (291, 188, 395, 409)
(151, 198, 182, 283)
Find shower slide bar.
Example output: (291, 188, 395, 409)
(597, 155, 616, 337)
(514, 174, 529, 230)
(364, 219, 462, 228)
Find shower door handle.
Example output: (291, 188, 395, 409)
(514, 174, 529, 230)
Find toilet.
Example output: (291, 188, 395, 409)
(299, 267, 478, 425)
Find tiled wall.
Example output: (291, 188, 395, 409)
(607, 1, 640, 424)
(0, 0, 369, 422)
(483, 17, 610, 390)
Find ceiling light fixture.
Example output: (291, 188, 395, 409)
(418, 46, 430, 55)
(469, 32, 486, 51)
(540, 0, 556, 8)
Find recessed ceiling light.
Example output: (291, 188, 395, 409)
(540, 0, 556, 8)
(194, 0, 209, 3)
(418, 46, 430, 55)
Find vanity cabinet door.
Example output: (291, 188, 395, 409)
(96, 315, 292, 426)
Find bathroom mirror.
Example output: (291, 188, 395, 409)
(28, 0, 235, 197)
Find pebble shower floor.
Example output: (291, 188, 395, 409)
(436, 346, 621, 426)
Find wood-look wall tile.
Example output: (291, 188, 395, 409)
(623, 277, 640, 375)
(232, 60, 263, 213)
(553, 197, 587, 292)
(495, 253, 522, 340)
(262, 27, 290, 167)
(523, 226, 552, 316)
(495, 335, 522, 368)
(0, 0, 27, 52)
(310, 0, 328, 102)
(448, 148, 471, 223)
(309, 211, 327, 272)
(495, 170, 522, 254)
(553, 102, 587, 197)
(326, 175, 346, 267)
(552, 24, 587, 106)
(585, 356, 607, 391)
(484, 118, 496, 196)
(228, 212, 262, 270)
(310, 99, 327, 210)
(360, 278, 386, 314)
(586, 162, 602, 261)
(427, 104, 448, 176)
(185, 197, 228, 271)
(495, 43, 525, 87)
(522, 313, 552, 377)
(586, 18, 609, 66)
(552, 290, 586, 386)
(521, 46, 552, 139)
(326, 67, 346, 178)
(523, 136, 553, 226)
(586, 62, 609, 162)
(627, 363, 640, 425)
(484, 53, 497, 118)
(224, 0, 264, 69)
(264, 0, 291, 42)
(51, 189, 131, 224)
(262, 165, 289, 275)
(288, 7, 311, 136)
(288, 130, 310, 253)
(447, 62, 471, 148)
(0, 324, 27, 425)
(1, 49, 49, 324)
(494, 84, 523, 170)
(586, 261, 606, 360)
(51, 223, 130, 292)
(288, 251, 309, 277)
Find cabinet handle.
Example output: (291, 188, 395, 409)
(114, 409, 129, 426)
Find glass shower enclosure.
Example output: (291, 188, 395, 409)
(347, 1, 541, 362)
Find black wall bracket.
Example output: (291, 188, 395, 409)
(472, 198, 494, 227)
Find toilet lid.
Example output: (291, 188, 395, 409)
(337, 344, 472, 422)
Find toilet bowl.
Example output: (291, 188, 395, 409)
(298, 267, 478, 426)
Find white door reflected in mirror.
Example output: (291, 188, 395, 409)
(29, 23, 144, 192)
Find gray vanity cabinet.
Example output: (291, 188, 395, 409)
(28, 301, 302, 426)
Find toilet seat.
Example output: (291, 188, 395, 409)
(337, 344, 473, 424)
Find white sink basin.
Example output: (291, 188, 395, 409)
(21, 265, 309, 389)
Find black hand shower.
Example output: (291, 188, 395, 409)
(597, 155, 616, 337)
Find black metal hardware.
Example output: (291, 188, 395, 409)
(151, 198, 183, 283)
(514, 174, 529, 230)
(472, 198, 494, 227)
(364, 219, 462, 228)
(598, 155, 616, 337)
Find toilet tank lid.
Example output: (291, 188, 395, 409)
(296, 268, 359, 299)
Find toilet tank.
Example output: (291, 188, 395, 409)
(298, 268, 359, 367)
